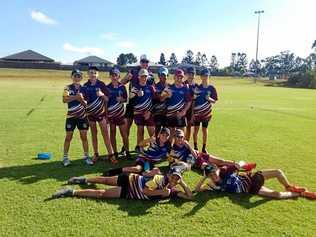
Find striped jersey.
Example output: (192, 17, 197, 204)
(132, 84, 155, 115)
(165, 83, 192, 117)
(106, 82, 127, 120)
(139, 139, 171, 163)
(193, 84, 218, 120)
(63, 84, 86, 119)
(152, 81, 167, 115)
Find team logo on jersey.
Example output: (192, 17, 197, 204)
(82, 123, 87, 128)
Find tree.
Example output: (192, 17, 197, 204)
(201, 54, 208, 67)
(169, 53, 178, 66)
(209, 55, 218, 72)
(159, 53, 166, 65)
(116, 53, 137, 66)
(230, 52, 248, 73)
(182, 50, 194, 64)
(126, 53, 137, 64)
(117, 53, 128, 66)
(194, 52, 202, 66)
(312, 40, 316, 50)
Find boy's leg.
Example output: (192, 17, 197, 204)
(257, 186, 299, 199)
(119, 121, 130, 156)
(79, 129, 89, 155)
(89, 121, 99, 159)
(63, 131, 73, 157)
(137, 125, 145, 146)
(147, 126, 155, 137)
(74, 187, 122, 199)
(185, 124, 191, 142)
(202, 126, 208, 153)
(98, 118, 114, 156)
(110, 123, 117, 155)
(122, 165, 143, 174)
(193, 125, 199, 150)
(86, 175, 118, 186)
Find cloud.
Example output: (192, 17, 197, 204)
(100, 32, 118, 41)
(30, 10, 57, 25)
(116, 41, 135, 49)
(63, 43, 104, 56)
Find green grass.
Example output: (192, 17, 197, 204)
(0, 68, 316, 236)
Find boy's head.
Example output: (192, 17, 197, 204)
(158, 67, 168, 83)
(174, 129, 185, 146)
(200, 68, 210, 82)
(140, 54, 149, 69)
(158, 127, 170, 143)
(186, 67, 196, 81)
(71, 69, 82, 83)
(204, 164, 220, 182)
(174, 68, 184, 84)
(138, 68, 149, 85)
(110, 67, 120, 82)
(167, 167, 182, 187)
(88, 66, 99, 80)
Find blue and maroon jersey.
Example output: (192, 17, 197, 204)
(63, 84, 86, 119)
(132, 84, 156, 115)
(82, 79, 109, 117)
(152, 82, 167, 115)
(193, 84, 218, 120)
(129, 66, 155, 91)
(184, 80, 197, 97)
(139, 139, 171, 163)
(106, 82, 127, 120)
(169, 144, 193, 163)
(165, 84, 192, 117)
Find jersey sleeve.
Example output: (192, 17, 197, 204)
(145, 175, 164, 190)
(63, 86, 70, 97)
(100, 82, 110, 96)
(210, 86, 218, 101)
(122, 86, 128, 100)
(184, 87, 193, 102)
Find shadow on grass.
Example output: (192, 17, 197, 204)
(183, 191, 271, 217)
(0, 153, 138, 184)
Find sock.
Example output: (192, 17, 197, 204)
(83, 152, 89, 158)
(194, 143, 198, 150)
(63, 153, 68, 159)
(202, 144, 206, 152)
(103, 167, 123, 176)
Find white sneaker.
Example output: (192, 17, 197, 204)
(63, 158, 71, 167)
(84, 157, 94, 166)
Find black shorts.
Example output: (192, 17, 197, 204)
(125, 99, 136, 119)
(249, 171, 265, 194)
(194, 120, 210, 128)
(154, 114, 167, 127)
(135, 158, 155, 171)
(117, 173, 129, 199)
(166, 116, 186, 128)
(65, 117, 89, 132)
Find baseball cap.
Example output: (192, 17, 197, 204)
(138, 68, 149, 77)
(168, 167, 182, 179)
(186, 67, 196, 74)
(88, 65, 99, 71)
(175, 68, 185, 77)
(158, 67, 168, 76)
(200, 68, 210, 76)
(204, 164, 217, 175)
(71, 69, 82, 76)
(140, 54, 149, 63)
(175, 129, 184, 138)
(159, 127, 170, 136)
(110, 67, 120, 75)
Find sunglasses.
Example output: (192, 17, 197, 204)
(73, 74, 82, 78)
(175, 135, 184, 139)
(140, 60, 149, 64)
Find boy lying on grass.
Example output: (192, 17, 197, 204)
(195, 163, 316, 200)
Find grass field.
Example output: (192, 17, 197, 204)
(0, 68, 316, 237)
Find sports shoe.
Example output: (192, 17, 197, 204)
(68, 176, 87, 185)
(120, 146, 126, 156)
(301, 191, 316, 200)
(286, 185, 306, 193)
(92, 153, 99, 164)
(108, 154, 118, 165)
(62, 158, 71, 167)
(84, 157, 94, 166)
(125, 151, 132, 160)
(135, 146, 141, 153)
(52, 188, 74, 199)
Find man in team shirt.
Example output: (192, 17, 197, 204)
(81, 66, 116, 164)
(121, 55, 155, 152)
(106, 67, 130, 159)
(62, 69, 93, 166)
(184, 66, 197, 142)
(131, 68, 156, 152)
(192, 68, 218, 153)
(161, 68, 192, 141)
(52, 167, 192, 200)
(153, 67, 169, 137)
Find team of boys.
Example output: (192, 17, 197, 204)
(53, 55, 316, 201)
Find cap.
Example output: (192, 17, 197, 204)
(88, 65, 99, 71)
(175, 68, 185, 77)
(140, 54, 149, 63)
(158, 67, 168, 76)
(159, 127, 170, 136)
(175, 129, 184, 137)
(110, 67, 120, 75)
(71, 69, 82, 76)
(138, 68, 149, 77)
(200, 68, 210, 76)
(186, 67, 196, 74)
(168, 167, 182, 179)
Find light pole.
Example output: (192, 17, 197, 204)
(254, 10, 264, 82)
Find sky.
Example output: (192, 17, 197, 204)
(1, 0, 315, 67)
